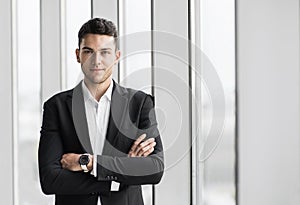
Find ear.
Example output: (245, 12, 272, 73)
(75, 49, 80, 63)
(115, 50, 121, 62)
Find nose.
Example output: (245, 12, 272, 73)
(92, 51, 102, 66)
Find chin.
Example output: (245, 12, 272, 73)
(91, 76, 104, 83)
(93, 78, 106, 84)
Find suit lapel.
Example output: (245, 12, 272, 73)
(103, 81, 129, 155)
(71, 81, 93, 154)
(66, 80, 129, 156)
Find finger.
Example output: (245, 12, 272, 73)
(148, 141, 156, 149)
(61, 160, 66, 168)
(128, 150, 133, 157)
(61, 156, 66, 163)
(134, 137, 153, 149)
(142, 147, 155, 157)
(135, 139, 155, 156)
(139, 138, 155, 148)
(62, 153, 71, 160)
(128, 152, 134, 157)
(130, 134, 147, 153)
(137, 142, 156, 157)
(137, 144, 154, 156)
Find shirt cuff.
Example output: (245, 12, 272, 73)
(90, 154, 97, 177)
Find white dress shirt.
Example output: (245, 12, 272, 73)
(82, 80, 112, 205)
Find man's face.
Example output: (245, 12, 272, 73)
(76, 34, 120, 85)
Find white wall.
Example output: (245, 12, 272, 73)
(41, 0, 62, 102)
(0, 0, 13, 204)
(0, 0, 14, 203)
(237, 0, 300, 205)
(153, 0, 191, 204)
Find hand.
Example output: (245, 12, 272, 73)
(60, 153, 82, 171)
(128, 134, 156, 157)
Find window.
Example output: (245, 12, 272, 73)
(199, 0, 236, 204)
(16, 0, 44, 204)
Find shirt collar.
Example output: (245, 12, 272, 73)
(81, 79, 113, 103)
(104, 80, 113, 101)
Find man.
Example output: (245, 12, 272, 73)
(38, 18, 164, 205)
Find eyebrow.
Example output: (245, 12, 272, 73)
(81, 47, 113, 51)
(81, 47, 93, 50)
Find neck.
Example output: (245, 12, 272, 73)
(84, 77, 111, 101)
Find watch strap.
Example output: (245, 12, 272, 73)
(81, 164, 89, 172)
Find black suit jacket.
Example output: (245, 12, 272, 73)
(38, 81, 164, 205)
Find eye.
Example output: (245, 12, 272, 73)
(101, 50, 111, 55)
(83, 50, 93, 54)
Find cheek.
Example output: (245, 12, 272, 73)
(104, 56, 117, 64)
(80, 56, 93, 65)
(94, 58, 108, 66)
(102, 59, 112, 65)
(80, 61, 92, 71)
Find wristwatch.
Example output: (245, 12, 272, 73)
(79, 154, 90, 172)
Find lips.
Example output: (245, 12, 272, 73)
(90, 68, 105, 72)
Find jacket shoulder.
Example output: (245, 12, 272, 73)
(116, 83, 152, 102)
(43, 89, 73, 107)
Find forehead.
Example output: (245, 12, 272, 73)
(81, 34, 115, 49)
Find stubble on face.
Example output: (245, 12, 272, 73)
(76, 34, 120, 90)
(81, 58, 114, 85)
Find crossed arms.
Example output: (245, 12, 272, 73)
(60, 133, 156, 171)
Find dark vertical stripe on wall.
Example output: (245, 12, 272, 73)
(187, 0, 193, 203)
(234, 0, 239, 204)
(58, 0, 62, 90)
(39, 0, 43, 106)
(151, 0, 155, 97)
(116, 0, 120, 38)
(151, 2, 155, 205)
(91, 0, 93, 18)
(117, 0, 120, 84)
(11, 0, 16, 203)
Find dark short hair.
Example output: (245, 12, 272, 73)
(78, 17, 118, 49)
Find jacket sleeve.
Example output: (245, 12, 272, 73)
(38, 101, 110, 195)
(96, 95, 164, 185)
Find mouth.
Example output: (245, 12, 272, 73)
(90, 68, 105, 72)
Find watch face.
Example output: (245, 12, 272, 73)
(79, 154, 90, 165)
